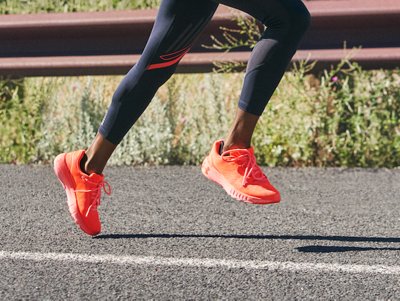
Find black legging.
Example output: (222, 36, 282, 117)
(99, 0, 311, 145)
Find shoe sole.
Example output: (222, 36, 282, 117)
(53, 153, 99, 236)
(201, 156, 280, 205)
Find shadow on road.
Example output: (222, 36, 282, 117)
(94, 233, 400, 253)
(94, 233, 400, 243)
(296, 245, 400, 253)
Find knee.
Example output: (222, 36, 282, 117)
(291, 4, 311, 34)
(263, 1, 311, 38)
(288, 3, 311, 36)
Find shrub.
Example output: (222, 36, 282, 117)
(0, 0, 160, 14)
(0, 77, 46, 163)
(1, 7, 399, 167)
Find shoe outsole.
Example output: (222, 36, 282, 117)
(201, 156, 280, 205)
(53, 153, 100, 236)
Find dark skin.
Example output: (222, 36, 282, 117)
(80, 107, 259, 175)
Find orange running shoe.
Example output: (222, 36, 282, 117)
(53, 149, 111, 236)
(202, 139, 280, 204)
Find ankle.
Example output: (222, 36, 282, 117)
(78, 153, 89, 175)
(85, 161, 104, 175)
(222, 140, 251, 152)
(80, 152, 103, 175)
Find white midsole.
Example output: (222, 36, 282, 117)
(201, 156, 279, 204)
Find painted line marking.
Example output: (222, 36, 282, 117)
(0, 250, 399, 275)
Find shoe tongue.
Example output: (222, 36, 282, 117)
(87, 172, 104, 182)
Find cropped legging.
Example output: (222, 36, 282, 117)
(99, 0, 311, 145)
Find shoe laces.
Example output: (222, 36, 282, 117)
(221, 148, 267, 187)
(74, 176, 112, 217)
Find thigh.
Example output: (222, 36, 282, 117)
(212, 0, 308, 26)
(146, 0, 219, 57)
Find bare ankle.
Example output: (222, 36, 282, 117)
(79, 153, 90, 175)
(79, 152, 103, 175)
(85, 161, 104, 175)
(222, 140, 251, 152)
(81, 133, 116, 175)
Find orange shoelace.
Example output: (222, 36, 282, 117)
(221, 148, 267, 187)
(74, 176, 112, 217)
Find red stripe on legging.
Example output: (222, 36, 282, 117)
(160, 46, 191, 61)
(147, 47, 190, 70)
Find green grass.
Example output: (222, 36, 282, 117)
(1, 59, 399, 167)
(0, 0, 160, 14)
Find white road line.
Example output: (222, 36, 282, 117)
(0, 250, 399, 275)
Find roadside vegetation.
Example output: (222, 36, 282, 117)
(0, 0, 160, 14)
(1, 59, 399, 167)
(1, 1, 399, 167)
(0, 0, 317, 14)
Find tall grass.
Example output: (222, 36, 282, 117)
(253, 60, 400, 167)
(0, 0, 160, 14)
(1, 59, 399, 167)
(0, 0, 318, 14)
(1, 2, 399, 167)
(0, 78, 46, 163)
(1, 72, 241, 166)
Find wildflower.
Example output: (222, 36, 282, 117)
(179, 116, 187, 124)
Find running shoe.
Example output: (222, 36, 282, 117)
(202, 139, 280, 204)
(53, 149, 111, 236)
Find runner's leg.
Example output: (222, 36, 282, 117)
(201, 0, 310, 204)
(83, 0, 219, 174)
(212, 0, 311, 151)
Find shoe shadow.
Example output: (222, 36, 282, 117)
(94, 233, 400, 243)
(94, 234, 400, 253)
(296, 245, 400, 253)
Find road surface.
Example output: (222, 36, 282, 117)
(0, 165, 399, 300)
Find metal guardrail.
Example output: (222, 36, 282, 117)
(0, 0, 399, 77)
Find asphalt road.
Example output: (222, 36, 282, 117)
(0, 164, 399, 300)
